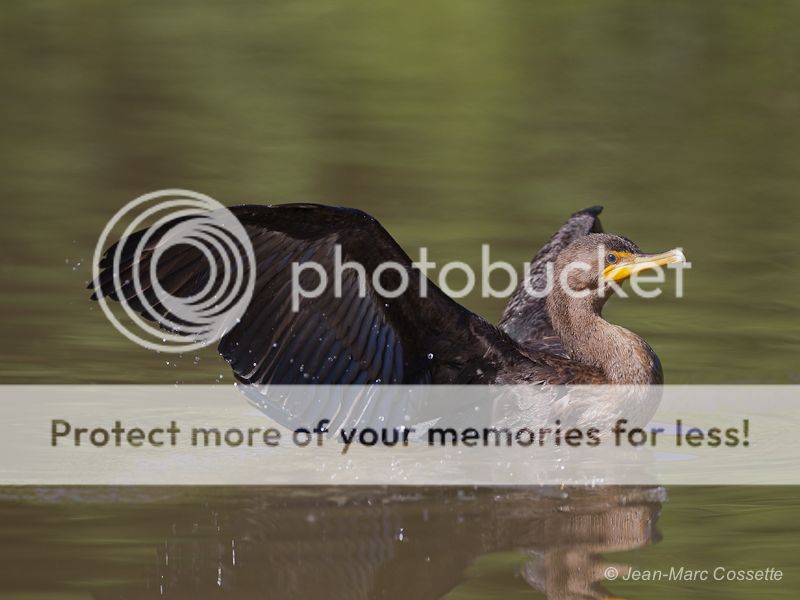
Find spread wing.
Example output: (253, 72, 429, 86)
(498, 206, 603, 351)
(91, 204, 507, 385)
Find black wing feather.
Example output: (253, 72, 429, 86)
(91, 204, 501, 385)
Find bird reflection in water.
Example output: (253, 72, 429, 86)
(89, 485, 662, 600)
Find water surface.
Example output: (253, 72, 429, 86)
(0, 1, 798, 597)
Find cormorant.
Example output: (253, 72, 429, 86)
(91, 205, 684, 385)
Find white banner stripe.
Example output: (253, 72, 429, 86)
(0, 385, 797, 485)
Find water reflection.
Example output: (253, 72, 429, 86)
(79, 486, 662, 599)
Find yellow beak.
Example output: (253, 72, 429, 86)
(603, 248, 686, 282)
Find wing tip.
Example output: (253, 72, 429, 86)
(575, 205, 603, 217)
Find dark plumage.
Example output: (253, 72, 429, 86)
(91, 204, 684, 385)
(499, 206, 604, 346)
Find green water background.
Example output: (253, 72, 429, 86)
(1, 0, 799, 384)
(0, 1, 798, 598)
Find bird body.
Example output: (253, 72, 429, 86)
(92, 205, 683, 386)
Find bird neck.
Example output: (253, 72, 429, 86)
(546, 292, 662, 385)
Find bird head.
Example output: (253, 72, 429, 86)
(552, 233, 686, 306)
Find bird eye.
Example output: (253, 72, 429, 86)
(606, 253, 617, 264)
